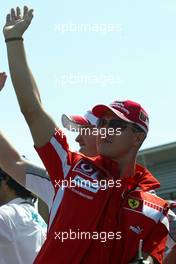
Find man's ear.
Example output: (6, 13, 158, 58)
(134, 132, 146, 148)
(2, 175, 10, 185)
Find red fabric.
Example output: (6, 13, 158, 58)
(34, 128, 168, 264)
(69, 115, 89, 125)
(92, 100, 149, 133)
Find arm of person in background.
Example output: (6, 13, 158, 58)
(0, 129, 28, 186)
(3, 6, 56, 148)
(0, 130, 54, 208)
(0, 72, 54, 210)
(0, 72, 26, 185)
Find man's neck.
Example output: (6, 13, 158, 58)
(113, 153, 137, 179)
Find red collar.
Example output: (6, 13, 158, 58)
(85, 155, 160, 192)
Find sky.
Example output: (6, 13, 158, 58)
(0, 0, 176, 166)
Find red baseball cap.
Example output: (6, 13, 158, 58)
(92, 100, 149, 134)
(61, 111, 98, 131)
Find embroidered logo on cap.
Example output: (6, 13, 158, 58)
(139, 110, 149, 125)
(111, 101, 130, 115)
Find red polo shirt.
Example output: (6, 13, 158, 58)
(34, 128, 169, 264)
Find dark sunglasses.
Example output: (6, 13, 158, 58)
(96, 118, 143, 132)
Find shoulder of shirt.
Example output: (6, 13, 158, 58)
(0, 201, 34, 216)
(129, 189, 168, 207)
(0, 204, 17, 225)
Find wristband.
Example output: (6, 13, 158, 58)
(5, 37, 23, 43)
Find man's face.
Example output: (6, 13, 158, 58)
(96, 111, 145, 160)
(75, 126, 98, 157)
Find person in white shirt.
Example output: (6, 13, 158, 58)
(0, 168, 47, 264)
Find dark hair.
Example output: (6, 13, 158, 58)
(0, 168, 37, 203)
(131, 123, 145, 133)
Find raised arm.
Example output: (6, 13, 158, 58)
(0, 130, 54, 207)
(3, 6, 56, 147)
(0, 72, 49, 185)
(0, 130, 28, 186)
(0, 73, 25, 184)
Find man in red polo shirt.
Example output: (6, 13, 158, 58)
(4, 6, 169, 263)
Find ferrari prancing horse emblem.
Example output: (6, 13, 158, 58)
(128, 198, 140, 209)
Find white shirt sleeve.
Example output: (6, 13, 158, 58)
(25, 162, 54, 211)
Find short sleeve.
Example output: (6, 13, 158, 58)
(34, 128, 72, 192)
(143, 216, 169, 263)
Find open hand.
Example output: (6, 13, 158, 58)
(3, 6, 34, 39)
